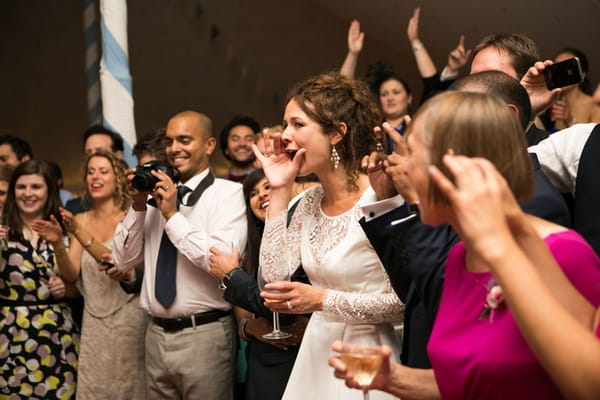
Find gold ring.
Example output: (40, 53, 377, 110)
(164, 185, 170, 191)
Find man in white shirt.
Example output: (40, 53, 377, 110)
(113, 110, 247, 399)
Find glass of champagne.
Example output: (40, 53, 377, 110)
(341, 324, 384, 400)
(0, 215, 8, 250)
(257, 263, 292, 340)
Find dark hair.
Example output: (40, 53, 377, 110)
(287, 72, 382, 190)
(241, 169, 266, 278)
(555, 47, 592, 95)
(132, 128, 168, 164)
(473, 33, 539, 79)
(4, 160, 63, 241)
(219, 115, 261, 161)
(0, 135, 34, 161)
(0, 165, 14, 183)
(83, 125, 124, 152)
(450, 70, 532, 129)
(46, 160, 65, 190)
(365, 61, 412, 99)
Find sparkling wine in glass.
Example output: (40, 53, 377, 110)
(257, 264, 292, 340)
(0, 215, 8, 250)
(341, 324, 384, 400)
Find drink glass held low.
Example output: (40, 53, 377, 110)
(257, 263, 292, 340)
(0, 215, 8, 250)
(341, 324, 384, 400)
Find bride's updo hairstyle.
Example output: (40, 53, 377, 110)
(287, 72, 381, 191)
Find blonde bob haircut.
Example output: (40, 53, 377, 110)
(407, 91, 534, 205)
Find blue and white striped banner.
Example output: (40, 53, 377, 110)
(83, 0, 101, 126)
(99, 0, 136, 167)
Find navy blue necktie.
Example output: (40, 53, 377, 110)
(155, 185, 192, 308)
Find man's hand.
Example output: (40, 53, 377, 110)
(520, 60, 562, 118)
(125, 168, 150, 211)
(447, 35, 472, 74)
(151, 169, 178, 220)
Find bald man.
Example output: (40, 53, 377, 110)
(113, 111, 247, 399)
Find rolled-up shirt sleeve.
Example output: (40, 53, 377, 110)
(113, 207, 146, 272)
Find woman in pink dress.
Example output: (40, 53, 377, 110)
(330, 91, 600, 399)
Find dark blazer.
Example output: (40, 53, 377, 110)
(64, 197, 91, 215)
(360, 206, 458, 368)
(523, 153, 571, 227)
(525, 124, 550, 147)
(224, 267, 309, 400)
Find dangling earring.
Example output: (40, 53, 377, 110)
(330, 146, 340, 169)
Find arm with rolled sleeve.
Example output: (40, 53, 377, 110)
(164, 182, 247, 273)
(529, 123, 595, 195)
(113, 207, 146, 272)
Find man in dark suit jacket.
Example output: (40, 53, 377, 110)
(359, 71, 571, 368)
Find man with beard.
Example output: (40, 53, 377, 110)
(219, 115, 260, 182)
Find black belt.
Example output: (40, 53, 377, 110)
(152, 310, 230, 332)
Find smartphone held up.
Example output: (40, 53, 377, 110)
(544, 57, 584, 90)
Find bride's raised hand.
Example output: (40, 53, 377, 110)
(252, 131, 305, 190)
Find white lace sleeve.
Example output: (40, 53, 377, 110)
(321, 266, 404, 324)
(259, 206, 302, 281)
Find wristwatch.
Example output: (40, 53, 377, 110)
(408, 202, 420, 216)
(220, 267, 243, 290)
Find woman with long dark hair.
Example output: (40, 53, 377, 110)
(209, 168, 309, 400)
(0, 160, 79, 399)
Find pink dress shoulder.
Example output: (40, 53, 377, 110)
(427, 230, 600, 400)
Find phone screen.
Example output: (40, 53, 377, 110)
(544, 57, 583, 90)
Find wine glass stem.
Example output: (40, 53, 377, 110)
(273, 311, 281, 333)
(363, 390, 370, 400)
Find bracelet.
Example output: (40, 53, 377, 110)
(83, 236, 94, 248)
(412, 42, 424, 51)
(408, 203, 420, 216)
(238, 318, 250, 341)
(54, 246, 68, 258)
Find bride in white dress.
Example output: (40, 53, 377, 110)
(254, 72, 404, 400)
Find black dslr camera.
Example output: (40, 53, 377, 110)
(131, 160, 179, 192)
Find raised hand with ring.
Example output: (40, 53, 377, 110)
(287, 300, 294, 310)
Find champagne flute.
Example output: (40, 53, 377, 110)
(340, 324, 384, 400)
(0, 215, 8, 250)
(257, 263, 292, 340)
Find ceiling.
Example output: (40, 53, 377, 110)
(310, 0, 600, 89)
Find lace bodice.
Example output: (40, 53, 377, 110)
(260, 186, 403, 323)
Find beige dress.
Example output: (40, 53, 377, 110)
(76, 241, 148, 399)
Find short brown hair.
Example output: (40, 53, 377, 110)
(473, 33, 539, 79)
(407, 91, 533, 205)
(132, 128, 168, 164)
(287, 72, 381, 190)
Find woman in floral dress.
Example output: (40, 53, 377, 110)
(0, 160, 79, 399)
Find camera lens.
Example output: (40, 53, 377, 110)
(132, 173, 156, 192)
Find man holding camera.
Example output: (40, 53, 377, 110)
(113, 110, 247, 399)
